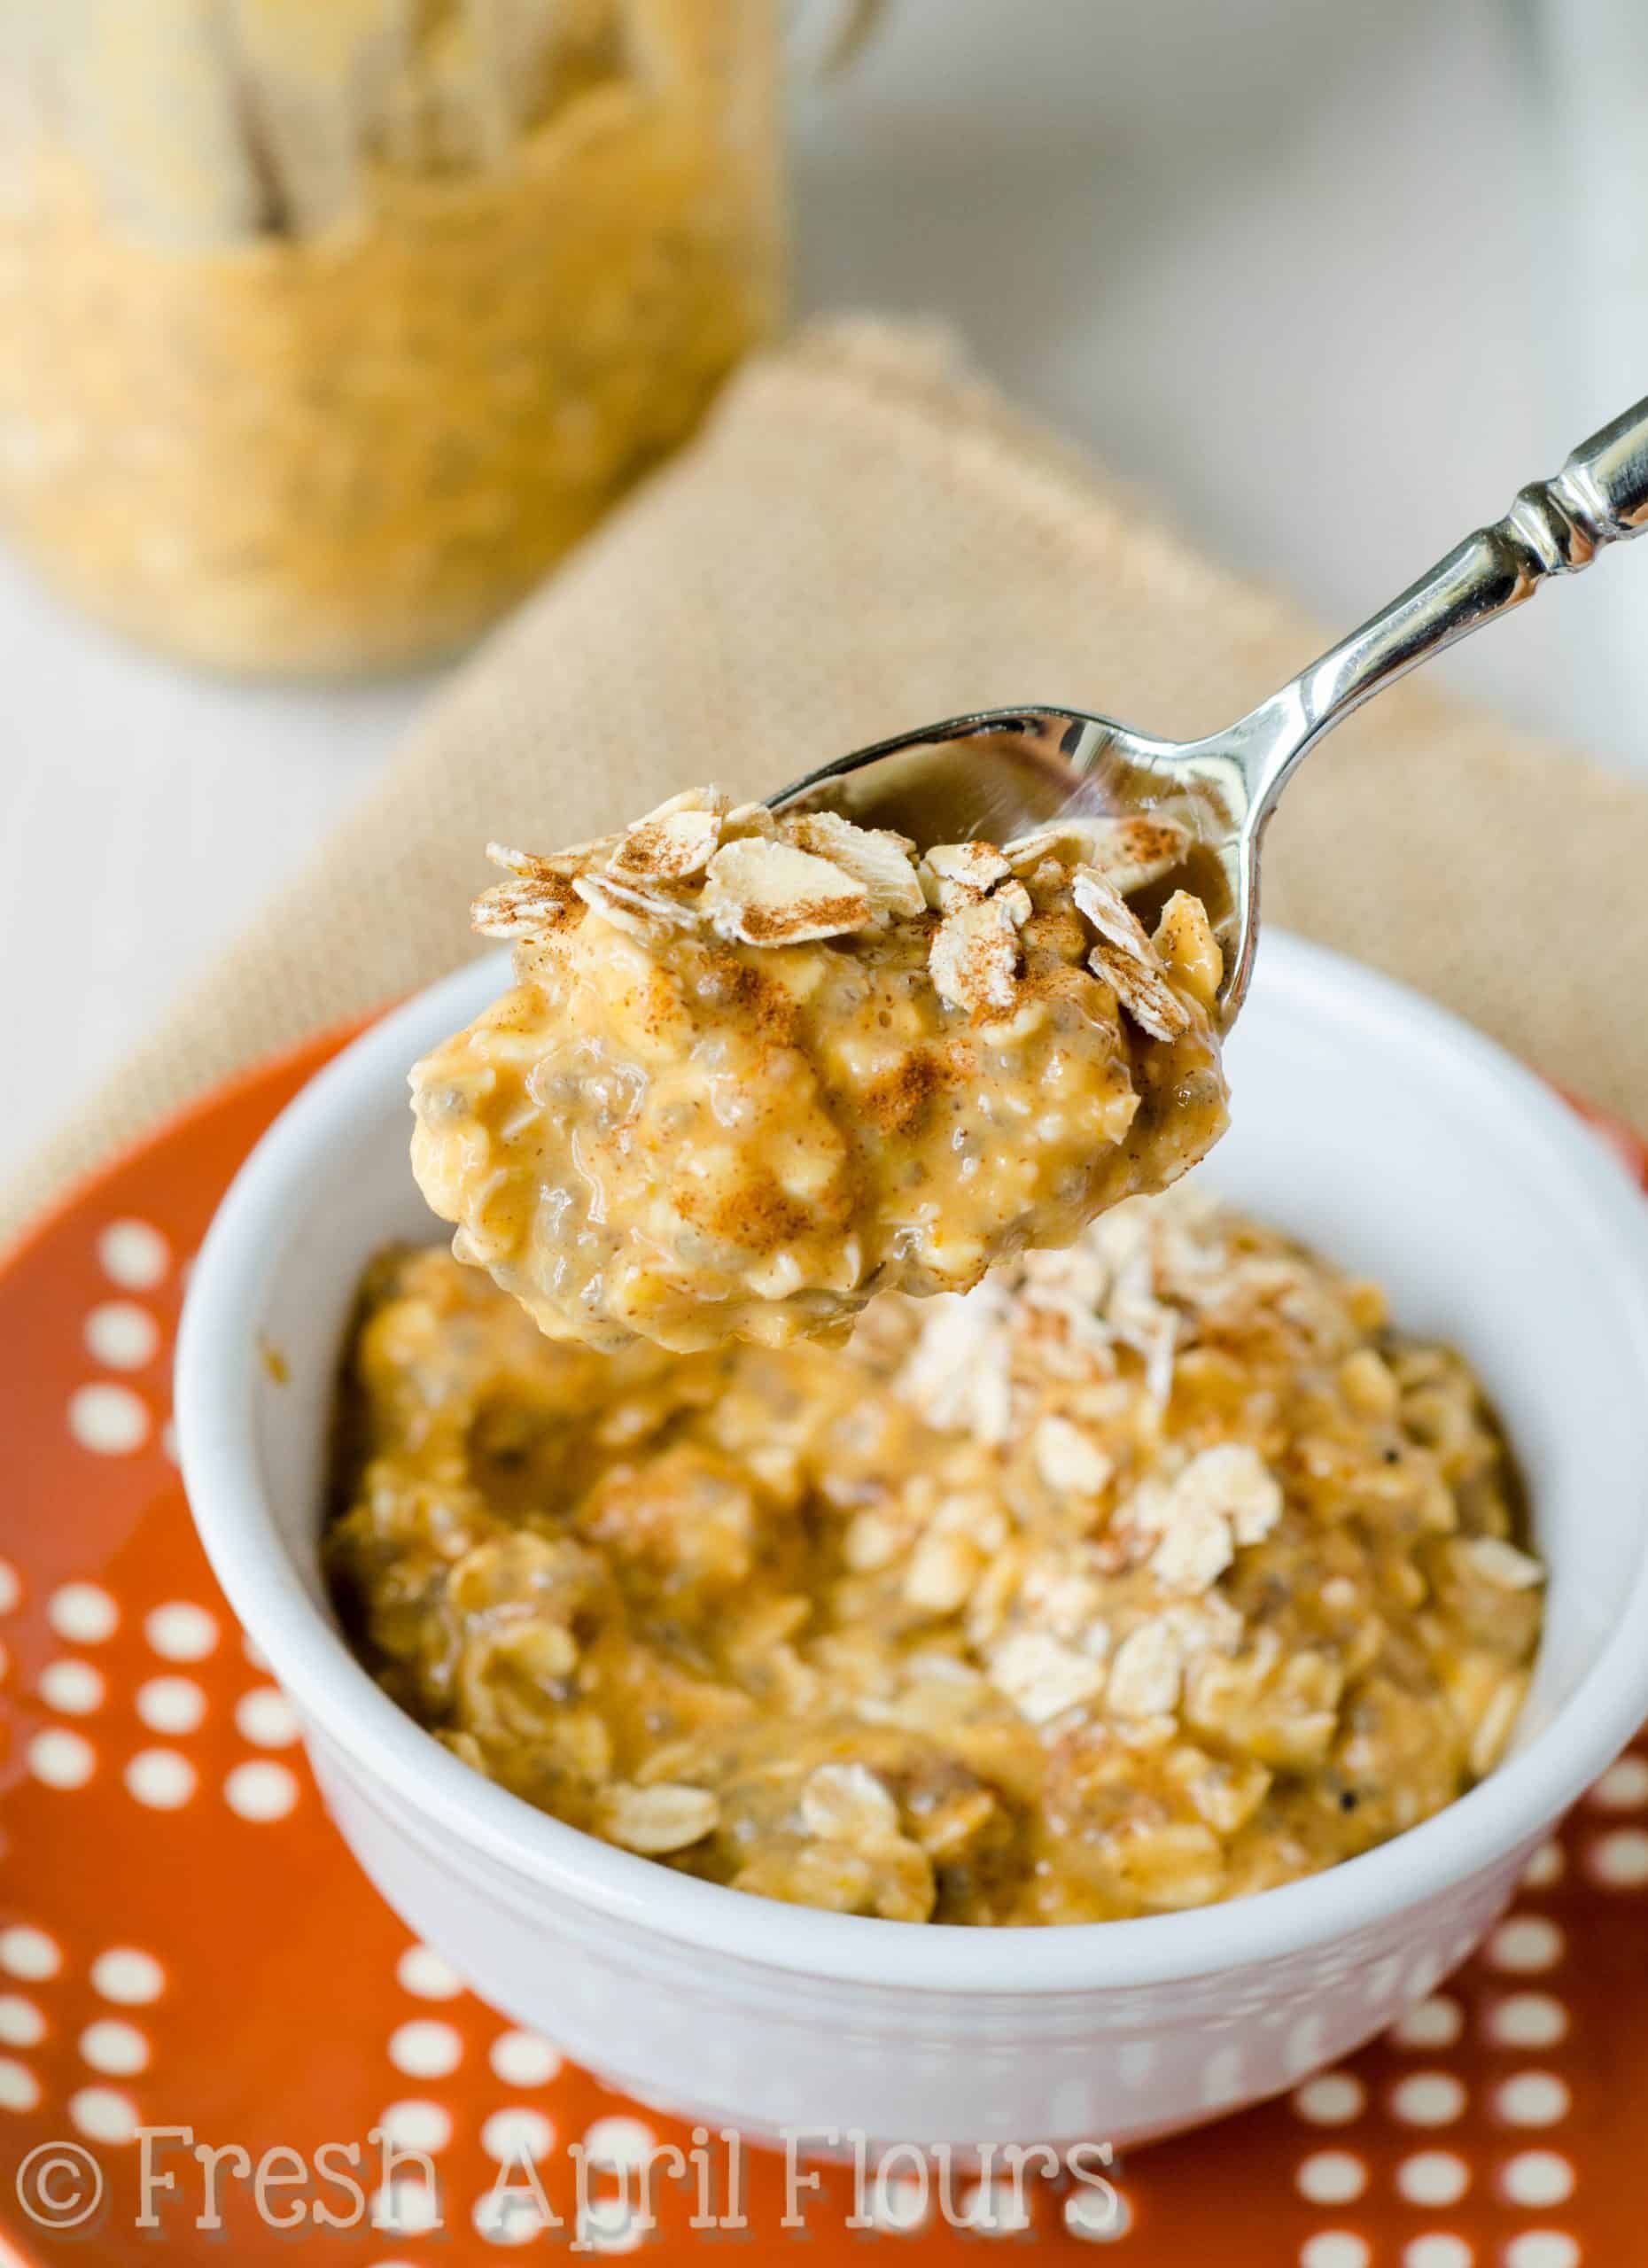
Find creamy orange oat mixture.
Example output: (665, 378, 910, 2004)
(326, 1187, 1543, 1925)
(409, 788, 1228, 1353)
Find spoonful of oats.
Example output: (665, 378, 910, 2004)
(411, 395, 1648, 1355)
(409, 791, 1227, 1353)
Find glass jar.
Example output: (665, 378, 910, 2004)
(0, 2, 786, 677)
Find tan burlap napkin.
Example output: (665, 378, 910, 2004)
(11, 315, 1648, 1244)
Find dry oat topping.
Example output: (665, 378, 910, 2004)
(411, 786, 1229, 1354)
(327, 1188, 1543, 1926)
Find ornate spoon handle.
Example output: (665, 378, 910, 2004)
(1240, 394, 1648, 821)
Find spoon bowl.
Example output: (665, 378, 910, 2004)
(771, 703, 1248, 1014)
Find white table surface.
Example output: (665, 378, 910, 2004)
(5, 0, 1646, 1187)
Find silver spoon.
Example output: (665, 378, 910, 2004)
(772, 394, 1648, 1025)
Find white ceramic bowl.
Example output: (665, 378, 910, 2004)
(176, 933, 1648, 2151)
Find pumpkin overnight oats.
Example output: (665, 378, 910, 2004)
(0, 1, 781, 675)
(408, 788, 1230, 1354)
(327, 1186, 1542, 1923)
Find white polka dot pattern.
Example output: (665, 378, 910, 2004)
(27, 1728, 96, 1788)
(1295, 2152, 1366, 2205)
(581, 2117, 657, 2172)
(69, 2084, 138, 2142)
(1403, 2238, 1472, 2268)
(389, 2021, 463, 2079)
(1496, 2072, 1571, 2127)
(97, 1219, 169, 1288)
(1500, 2151, 1574, 2208)
(84, 1301, 159, 1370)
(0, 2057, 42, 2110)
(1520, 1841, 1566, 1889)
(1390, 2071, 1467, 2126)
(474, 2188, 551, 2245)
(136, 1676, 207, 1735)
(38, 1659, 104, 1713)
(482, 2107, 556, 2163)
(397, 1946, 464, 2000)
(376, 2100, 453, 2152)
(1504, 2235, 1581, 2268)
(573, 2198, 645, 2254)
(144, 1601, 218, 1661)
(1, 1927, 61, 1981)
(1293, 2072, 1364, 2125)
(1299, 2236, 1369, 2268)
(371, 2179, 441, 2235)
(0, 1994, 44, 2047)
(489, 2031, 561, 2087)
(1390, 1996, 1465, 2050)
(47, 1582, 118, 1643)
(0, 1558, 19, 1612)
(68, 1383, 150, 1455)
(1396, 2151, 1470, 2207)
(1587, 1754, 1648, 1809)
(1063, 2185, 1130, 2243)
(79, 2017, 149, 2075)
(1489, 1918, 1565, 1974)
(125, 1749, 197, 1809)
(234, 1686, 300, 1747)
(224, 1760, 299, 1821)
(1487, 1994, 1569, 2050)
(91, 1948, 164, 2005)
(1588, 1827, 1648, 1887)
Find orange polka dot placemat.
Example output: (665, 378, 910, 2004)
(2, 1028, 1646, 2268)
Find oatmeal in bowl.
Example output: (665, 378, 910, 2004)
(327, 1185, 1543, 1925)
(408, 788, 1228, 1353)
